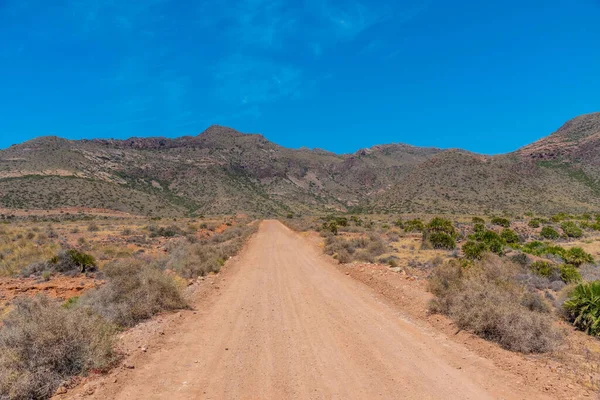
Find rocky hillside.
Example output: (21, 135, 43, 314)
(1, 113, 599, 216)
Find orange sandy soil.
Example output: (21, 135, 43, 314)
(0, 275, 101, 311)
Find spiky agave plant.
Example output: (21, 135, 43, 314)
(564, 281, 600, 336)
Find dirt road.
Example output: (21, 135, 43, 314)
(92, 220, 549, 399)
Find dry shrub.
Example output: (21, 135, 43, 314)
(281, 218, 316, 232)
(166, 223, 257, 278)
(0, 296, 116, 399)
(580, 264, 600, 282)
(429, 255, 561, 353)
(324, 233, 388, 264)
(166, 243, 227, 277)
(81, 260, 187, 327)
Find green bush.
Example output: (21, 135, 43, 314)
(322, 221, 338, 235)
(0, 296, 116, 399)
(462, 241, 487, 260)
(551, 213, 569, 223)
(481, 231, 504, 255)
(561, 221, 583, 238)
(522, 241, 546, 254)
(423, 218, 456, 249)
(473, 223, 485, 234)
(427, 232, 456, 250)
(500, 229, 519, 244)
(540, 226, 559, 240)
(522, 241, 566, 258)
(350, 216, 363, 226)
(530, 261, 560, 280)
(564, 281, 600, 336)
(149, 225, 182, 238)
(560, 264, 582, 283)
(545, 245, 567, 258)
(403, 219, 424, 232)
(528, 219, 540, 228)
(564, 247, 594, 267)
(472, 217, 485, 224)
(481, 230, 502, 243)
(426, 217, 455, 234)
(491, 217, 510, 228)
(67, 249, 96, 271)
(32, 249, 98, 275)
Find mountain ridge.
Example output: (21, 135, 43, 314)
(1, 113, 599, 216)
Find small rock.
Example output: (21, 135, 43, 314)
(124, 363, 135, 369)
(141, 346, 147, 352)
(55, 386, 68, 395)
(84, 385, 95, 396)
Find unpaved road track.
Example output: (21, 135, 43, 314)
(94, 221, 549, 399)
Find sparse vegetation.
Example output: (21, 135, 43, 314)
(561, 221, 583, 238)
(530, 260, 560, 280)
(324, 233, 388, 264)
(540, 226, 559, 240)
(81, 259, 187, 327)
(402, 219, 424, 233)
(0, 215, 258, 398)
(149, 224, 182, 238)
(491, 217, 510, 228)
(166, 223, 257, 278)
(0, 296, 117, 399)
(429, 255, 561, 353)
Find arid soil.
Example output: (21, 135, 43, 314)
(0, 276, 100, 310)
(57, 220, 599, 399)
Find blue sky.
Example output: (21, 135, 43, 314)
(1, 0, 599, 154)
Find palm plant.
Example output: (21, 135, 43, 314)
(564, 281, 600, 336)
(564, 247, 594, 267)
